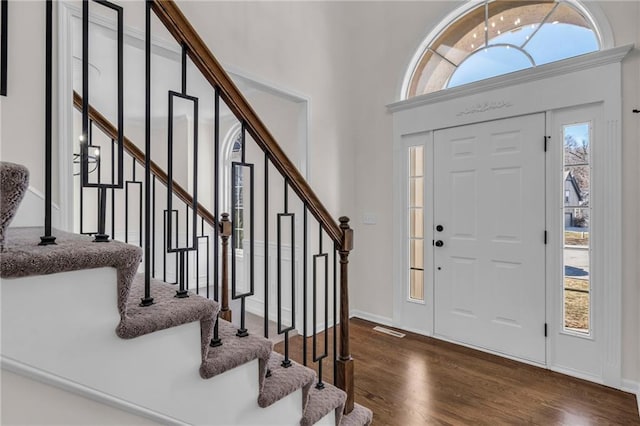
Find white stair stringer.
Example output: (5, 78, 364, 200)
(0, 267, 308, 425)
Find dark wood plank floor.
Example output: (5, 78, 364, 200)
(275, 318, 639, 425)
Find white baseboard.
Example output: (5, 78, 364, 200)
(621, 378, 639, 394)
(349, 310, 394, 328)
(1, 356, 186, 425)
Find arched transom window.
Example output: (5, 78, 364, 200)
(405, 0, 600, 98)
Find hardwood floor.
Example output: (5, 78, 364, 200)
(275, 318, 639, 425)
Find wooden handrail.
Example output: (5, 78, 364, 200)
(150, 0, 343, 245)
(73, 91, 216, 227)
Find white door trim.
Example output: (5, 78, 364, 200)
(390, 46, 631, 389)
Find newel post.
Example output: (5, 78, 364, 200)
(219, 213, 232, 322)
(336, 216, 354, 414)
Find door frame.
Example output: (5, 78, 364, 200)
(389, 45, 631, 389)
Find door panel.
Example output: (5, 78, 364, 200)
(434, 114, 546, 364)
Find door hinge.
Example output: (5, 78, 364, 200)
(544, 230, 548, 244)
(544, 323, 548, 337)
(544, 136, 549, 152)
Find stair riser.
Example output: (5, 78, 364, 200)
(1, 268, 305, 425)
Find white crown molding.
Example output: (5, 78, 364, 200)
(389, 45, 633, 113)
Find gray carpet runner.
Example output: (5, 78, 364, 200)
(0, 162, 373, 425)
(0, 162, 29, 252)
(259, 351, 315, 408)
(118, 274, 219, 362)
(0, 227, 140, 318)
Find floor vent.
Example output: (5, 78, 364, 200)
(373, 326, 405, 338)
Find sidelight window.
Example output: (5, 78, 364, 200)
(408, 146, 425, 301)
(562, 122, 590, 334)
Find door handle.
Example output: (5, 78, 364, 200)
(435, 240, 444, 247)
(436, 225, 444, 232)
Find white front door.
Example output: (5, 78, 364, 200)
(433, 113, 546, 364)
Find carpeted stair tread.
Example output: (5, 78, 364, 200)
(258, 351, 315, 408)
(0, 162, 29, 251)
(200, 319, 272, 379)
(0, 227, 141, 317)
(301, 382, 346, 426)
(339, 403, 373, 426)
(116, 274, 219, 360)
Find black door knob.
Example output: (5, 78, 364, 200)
(435, 240, 444, 247)
(436, 225, 444, 232)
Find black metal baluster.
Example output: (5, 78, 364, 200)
(163, 209, 168, 282)
(196, 217, 201, 295)
(138, 165, 143, 247)
(210, 88, 221, 347)
(164, 209, 179, 284)
(82, 0, 123, 244)
(185, 203, 189, 291)
(110, 138, 115, 240)
(166, 88, 198, 298)
(231, 157, 255, 337)
(95, 123, 101, 184)
(303, 206, 308, 366)
(264, 153, 269, 339)
(313, 223, 329, 389)
(278, 179, 295, 367)
(333, 246, 337, 385)
(79, 168, 84, 234)
(152, 176, 156, 277)
(1, 0, 8, 97)
(125, 158, 132, 243)
(140, 0, 154, 306)
(125, 158, 143, 246)
(196, 217, 209, 296)
(176, 250, 187, 298)
(39, 0, 56, 245)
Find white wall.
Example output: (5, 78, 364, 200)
(1, 370, 158, 426)
(0, 0, 58, 206)
(174, 1, 355, 222)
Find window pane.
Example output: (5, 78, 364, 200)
(527, 4, 598, 66)
(487, 2, 556, 48)
(410, 146, 424, 177)
(448, 46, 533, 88)
(410, 177, 424, 207)
(564, 288, 589, 332)
(563, 122, 590, 334)
(410, 269, 424, 301)
(563, 123, 590, 165)
(410, 208, 423, 239)
(410, 239, 423, 269)
(409, 53, 456, 96)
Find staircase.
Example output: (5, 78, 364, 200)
(0, 0, 372, 424)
